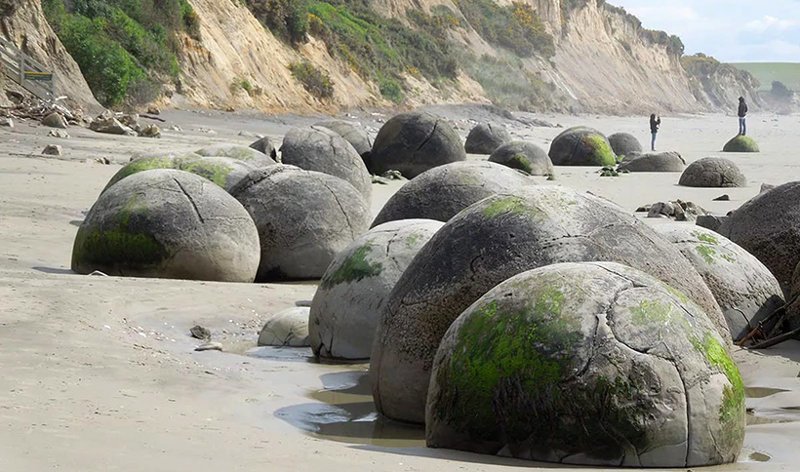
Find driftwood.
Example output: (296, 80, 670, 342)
(737, 293, 800, 349)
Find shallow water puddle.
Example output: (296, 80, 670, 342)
(745, 386, 790, 398)
(246, 346, 315, 362)
(275, 370, 425, 447)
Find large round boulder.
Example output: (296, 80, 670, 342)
(618, 151, 685, 172)
(249, 136, 278, 159)
(608, 132, 643, 157)
(230, 166, 370, 281)
(370, 161, 534, 227)
(370, 185, 728, 424)
(72, 169, 260, 282)
(370, 112, 465, 178)
(723, 135, 759, 153)
(464, 123, 511, 154)
(427, 262, 744, 467)
(679, 157, 746, 188)
(654, 223, 784, 340)
(280, 126, 372, 199)
(718, 181, 800, 293)
(103, 155, 255, 193)
(488, 141, 553, 176)
(258, 307, 310, 347)
(195, 144, 275, 168)
(314, 120, 373, 157)
(548, 126, 617, 166)
(310, 219, 444, 360)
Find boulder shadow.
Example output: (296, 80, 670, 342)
(32, 266, 75, 275)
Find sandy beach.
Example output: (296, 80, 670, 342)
(1, 107, 799, 471)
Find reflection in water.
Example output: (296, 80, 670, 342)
(246, 346, 315, 363)
(745, 386, 790, 398)
(275, 370, 425, 447)
(748, 452, 771, 462)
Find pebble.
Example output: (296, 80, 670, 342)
(195, 342, 223, 352)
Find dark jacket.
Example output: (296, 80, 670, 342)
(650, 116, 661, 133)
(738, 100, 748, 117)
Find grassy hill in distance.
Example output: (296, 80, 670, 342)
(731, 63, 800, 92)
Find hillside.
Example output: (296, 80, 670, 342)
(731, 63, 800, 92)
(2, 0, 764, 115)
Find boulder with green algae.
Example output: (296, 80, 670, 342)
(723, 135, 760, 152)
(654, 223, 784, 341)
(71, 169, 260, 282)
(369, 185, 729, 424)
(310, 219, 444, 360)
(370, 112, 465, 178)
(608, 132, 643, 157)
(427, 262, 744, 467)
(230, 165, 370, 281)
(679, 157, 746, 188)
(548, 126, 617, 166)
(370, 161, 534, 228)
(103, 155, 256, 193)
(280, 126, 372, 200)
(488, 141, 553, 176)
(464, 123, 511, 155)
(195, 144, 276, 168)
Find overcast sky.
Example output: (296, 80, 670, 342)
(607, 0, 800, 62)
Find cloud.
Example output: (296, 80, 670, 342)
(744, 16, 799, 33)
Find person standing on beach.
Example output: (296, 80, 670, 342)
(738, 96, 748, 135)
(649, 113, 661, 151)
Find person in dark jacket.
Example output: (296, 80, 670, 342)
(738, 97, 748, 135)
(649, 113, 661, 151)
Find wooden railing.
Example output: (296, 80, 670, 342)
(0, 36, 55, 101)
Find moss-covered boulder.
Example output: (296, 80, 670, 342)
(72, 169, 260, 282)
(314, 120, 373, 160)
(654, 223, 784, 340)
(370, 112, 465, 178)
(370, 186, 728, 424)
(249, 136, 278, 160)
(427, 262, 744, 467)
(608, 132, 643, 157)
(280, 126, 372, 200)
(679, 157, 746, 188)
(618, 151, 685, 172)
(548, 126, 617, 166)
(370, 161, 533, 228)
(488, 141, 553, 176)
(195, 144, 276, 168)
(103, 155, 255, 193)
(310, 219, 444, 360)
(258, 307, 310, 347)
(230, 165, 370, 281)
(464, 123, 511, 154)
(723, 135, 759, 152)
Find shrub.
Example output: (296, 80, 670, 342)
(464, 54, 556, 111)
(245, 0, 308, 44)
(378, 77, 403, 103)
(289, 61, 334, 99)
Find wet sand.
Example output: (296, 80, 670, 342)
(1, 107, 799, 471)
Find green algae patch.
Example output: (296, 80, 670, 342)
(696, 244, 717, 264)
(482, 196, 529, 218)
(73, 227, 169, 270)
(508, 154, 533, 174)
(104, 157, 176, 191)
(180, 160, 233, 188)
(723, 135, 759, 153)
(694, 231, 719, 245)
(583, 134, 617, 166)
(405, 231, 423, 248)
(631, 299, 674, 325)
(320, 245, 383, 289)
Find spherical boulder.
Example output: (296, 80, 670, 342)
(370, 161, 534, 227)
(464, 123, 511, 155)
(723, 135, 759, 153)
(679, 157, 746, 188)
(103, 155, 256, 193)
(370, 185, 728, 424)
(370, 112, 465, 178)
(314, 120, 373, 158)
(249, 136, 278, 159)
(654, 223, 784, 340)
(618, 151, 685, 172)
(427, 262, 744, 467)
(258, 307, 310, 347)
(195, 144, 275, 168)
(230, 166, 370, 281)
(310, 219, 444, 360)
(72, 169, 260, 282)
(548, 126, 617, 166)
(280, 126, 372, 199)
(608, 132, 643, 157)
(488, 141, 553, 176)
(718, 181, 800, 292)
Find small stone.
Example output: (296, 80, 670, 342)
(146, 106, 161, 115)
(42, 145, 62, 156)
(713, 194, 731, 201)
(696, 215, 727, 232)
(635, 205, 651, 213)
(190, 325, 211, 340)
(195, 341, 223, 352)
(48, 129, 70, 139)
(0, 117, 13, 127)
(648, 202, 674, 218)
(138, 124, 161, 138)
(760, 183, 776, 194)
(380, 170, 404, 180)
(225, 106, 235, 112)
(88, 270, 108, 276)
(42, 112, 68, 129)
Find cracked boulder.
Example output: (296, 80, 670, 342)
(258, 307, 310, 347)
(195, 144, 276, 168)
(488, 141, 553, 176)
(679, 157, 746, 188)
(314, 120, 373, 165)
(230, 165, 370, 281)
(370, 112, 465, 178)
(103, 155, 256, 193)
(310, 219, 444, 360)
(427, 261, 744, 467)
(618, 151, 685, 172)
(280, 126, 372, 200)
(654, 223, 784, 341)
(370, 161, 534, 228)
(464, 123, 511, 154)
(548, 126, 617, 166)
(71, 169, 260, 282)
(608, 132, 643, 157)
(370, 185, 728, 424)
(718, 181, 800, 293)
